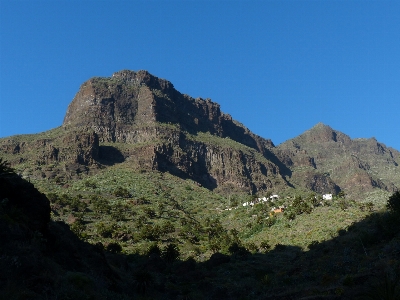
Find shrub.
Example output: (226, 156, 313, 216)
(58, 194, 72, 206)
(143, 207, 157, 219)
(92, 197, 111, 214)
(366, 201, 374, 212)
(70, 219, 86, 238)
(284, 209, 297, 221)
(136, 215, 148, 228)
(46, 192, 59, 203)
(161, 220, 175, 235)
(230, 197, 239, 207)
(246, 242, 258, 253)
(338, 199, 349, 211)
(140, 224, 161, 241)
(114, 187, 131, 198)
(84, 180, 97, 189)
(259, 240, 271, 252)
(70, 197, 87, 212)
(265, 216, 276, 227)
(208, 239, 222, 253)
(110, 203, 126, 221)
(179, 226, 200, 243)
(95, 222, 115, 238)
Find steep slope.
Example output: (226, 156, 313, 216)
(276, 123, 400, 199)
(63, 70, 273, 149)
(0, 70, 288, 194)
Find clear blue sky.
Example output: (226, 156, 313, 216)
(1, 1, 399, 150)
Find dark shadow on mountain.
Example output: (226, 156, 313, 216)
(4, 208, 399, 299)
(157, 161, 218, 190)
(2, 170, 400, 299)
(263, 147, 294, 188)
(98, 145, 125, 165)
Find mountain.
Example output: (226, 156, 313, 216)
(2, 70, 400, 299)
(0, 70, 288, 194)
(1, 70, 399, 199)
(275, 122, 400, 199)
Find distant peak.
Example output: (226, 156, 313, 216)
(302, 123, 353, 144)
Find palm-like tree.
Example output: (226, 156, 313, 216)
(0, 158, 14, 176)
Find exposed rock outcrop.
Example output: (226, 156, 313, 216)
(60, 70, 287, 193)
(63, 70, 274, 151)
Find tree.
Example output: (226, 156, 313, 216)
(106, 242, 122, 253)
(162, 243, 180, 262)
(146, 243, 161, 257)
(228, 242, 249, 256)
(387, 191, 400, 214)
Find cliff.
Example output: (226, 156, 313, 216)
(1, 70, 288, 194)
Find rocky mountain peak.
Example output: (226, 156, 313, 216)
(276, 123, 400, 198)
(62, 70, 274, 150)
(288, 122, 352, 146)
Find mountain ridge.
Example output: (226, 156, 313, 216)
(276, 121, 400, 198)
(1, 70, 399, 199)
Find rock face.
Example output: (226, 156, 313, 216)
(60, 70, 286, 193)
(63, 70, 274, 151)
(1, 70, 400, 197)
(276, 123, 400, 198)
